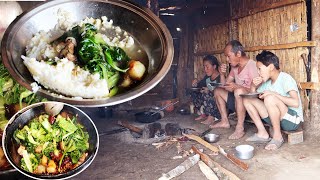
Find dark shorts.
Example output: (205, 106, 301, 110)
(226, 92, 250, 118)
(226, 92, 235, 114)
(262, 109, 301, 131)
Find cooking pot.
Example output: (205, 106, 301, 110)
(178, 108, 190, 115)
(1, 0, 173, 107)
(2, 102, 99, 179)
(134, 111, 162, 123)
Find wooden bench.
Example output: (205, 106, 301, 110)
(245, 119, 304, 145)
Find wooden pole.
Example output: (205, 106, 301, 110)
(177, 21, 189, 104)
(307, 0, 320, 139)
(146, 0, 159, 16)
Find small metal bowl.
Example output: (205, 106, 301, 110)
(235, 145, 254, 160)
(203, 133, 220, 143)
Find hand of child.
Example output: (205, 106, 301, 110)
(252, 76, 263, 87)
(259, 90, 277, 99)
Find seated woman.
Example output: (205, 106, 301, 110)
(190, 55, 226, 124)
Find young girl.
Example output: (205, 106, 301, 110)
(191, 55, 226, 124)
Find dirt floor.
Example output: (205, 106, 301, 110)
(2, 107, 320, 180)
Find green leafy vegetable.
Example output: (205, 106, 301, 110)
(57, 116, 78, 133)
(13, 113, 90, 173)
(0, 55, 46, 131)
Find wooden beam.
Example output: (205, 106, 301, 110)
(244, 41, 316, 52)
(194, 41, 316, 56)
(194, 50, 224, 56)
(299, 82, 320, 90)
(232, 0, 304, 20)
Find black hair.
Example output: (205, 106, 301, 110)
(256, 50, 280, 70)
(203, 55, 219, 70)
(227, 40, 246, 56)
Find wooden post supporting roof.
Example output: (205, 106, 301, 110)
(177, 21, 189, 104)
(306, 0, 320, 139)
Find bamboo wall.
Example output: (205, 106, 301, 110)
(238, 1, 308, 82)
(193, 22, 229, 79)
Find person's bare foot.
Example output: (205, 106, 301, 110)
(200, 116, 214, 125)
(209, 121, 230, 129)
(228, 129, 245, 140)
(195, 114, 207, 121)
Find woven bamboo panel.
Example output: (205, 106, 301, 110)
(238, 2, 307, 46)
(246, 47, 308, 82)
(231, 0, 303, 18)
(193, 22, 229, 54)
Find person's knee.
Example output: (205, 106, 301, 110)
(243, 98, 251, 108)
(234, 88, 247, 97)
(214, 87, 224, 97)
(264, 94, 279, 106)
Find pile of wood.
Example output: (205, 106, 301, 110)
(155, 134, 248, 180)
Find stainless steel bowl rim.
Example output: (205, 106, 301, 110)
(203, 133, 219, 143)
(235, 145, 254, 160)
(236, 144, 254, 152)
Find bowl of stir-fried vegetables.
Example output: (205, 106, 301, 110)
(1, 102, 99, 179)
(1, 0, 174, 107)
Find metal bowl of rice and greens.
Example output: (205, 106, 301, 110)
(1, 0, 174, 107)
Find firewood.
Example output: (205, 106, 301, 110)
(198, 161, 219, 180)
(158, 154, 200, 180)
(118, 120, 143, 134)
(192, 146, 241, 180)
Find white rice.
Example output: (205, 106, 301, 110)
(22, 57, 109, 99)
(22, 9, 135, 98)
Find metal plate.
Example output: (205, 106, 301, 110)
(239, 92, 262, 98)
(210, 82, 225, 87)
(190, 87, 202, 91)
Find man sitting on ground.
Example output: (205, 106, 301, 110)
(243, 50, 303, 150)
(211, 40, 259, 140)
